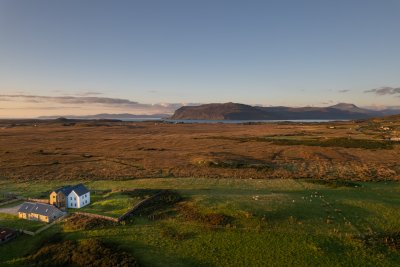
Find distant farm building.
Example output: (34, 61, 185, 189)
(18, 202, 65, 223)
(390, 137, 400, 142)
(50, 184, 90, 209)
(0, 228, 17, 244)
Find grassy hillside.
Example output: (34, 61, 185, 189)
(1, 178, 399, 266)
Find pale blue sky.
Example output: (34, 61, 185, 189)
(0, 0, 399, 117)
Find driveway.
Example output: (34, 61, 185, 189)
(0, 203, 22, 215)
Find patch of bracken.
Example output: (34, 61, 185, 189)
(26, 239, 139, 267)
(362, 232, 400, 251)
(63, 214, 117, 231)
(179, 204, 233, 228)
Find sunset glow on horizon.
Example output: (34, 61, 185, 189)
(1, 0, 399, 118)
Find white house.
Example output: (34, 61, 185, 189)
(50, 184, 90, 209)
(66, 184, 90, 208)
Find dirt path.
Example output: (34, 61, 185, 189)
(0, 204, 22, 215)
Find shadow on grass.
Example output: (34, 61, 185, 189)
(109, 238, 213, 267)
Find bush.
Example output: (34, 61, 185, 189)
(361, 232, 400, 251)
(63, 214, 117, 231)
(26, 239, 139, 267)
(160, 227, 191, 241)
(179, 204, 233, 228)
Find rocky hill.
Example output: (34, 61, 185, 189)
(171, 103, 272, 120)
(171, 102, 400, 120)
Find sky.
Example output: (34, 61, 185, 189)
(0, 0, 400, 118)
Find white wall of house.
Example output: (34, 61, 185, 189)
(67, 191, 90, 208)
(80, 192, 90, 207)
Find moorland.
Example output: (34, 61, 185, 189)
(0, 117, 399, 181)
(0, 117, 399, 266)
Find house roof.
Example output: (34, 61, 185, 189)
(54, 184, 89, 197)
(18, 202, 62, 217)
(71, 184, 89, 196)
(54, 185, 73, 195)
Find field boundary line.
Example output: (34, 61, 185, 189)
(74, 211, 119, 222)
(0, 198, 22, 207)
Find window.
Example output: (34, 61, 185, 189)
(70, 197, 72, 200)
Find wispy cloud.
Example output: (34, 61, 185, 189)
(76, 91, 103, 96)
(338, 89, 350, 93)
(0, 94, 198, 115)
(0, 94, 140, 105)
(0, 106, 80, 110)
(364, 86, 400, 96)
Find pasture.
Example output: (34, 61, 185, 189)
(0, 178, 399, 266)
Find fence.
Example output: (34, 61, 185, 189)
(73, 212, 119, 223)
(26, 198, 49, 204)
(73, 191, 167, 223)
(35, 214, 68, 234)
(19, 229, 35, 236)
(118, 190, 166, 222)
(0, 198, 21, 207)
(18, 213, 68, 236)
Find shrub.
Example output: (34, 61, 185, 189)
(26, 239, 139, 267)
(179, 204, 233, 228)
(160, 227, 191, 241)
(361, 232, 400, 251)
(63, 214, 117, 231)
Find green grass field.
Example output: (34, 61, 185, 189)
(0, 213, 46, 232)
(0, 178, 399, 266)
(75, 191, 140, 218)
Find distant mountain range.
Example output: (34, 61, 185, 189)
(36, 103, 400, 121)
(170, 102, 400, 120)
(38, 113, 169, 120)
